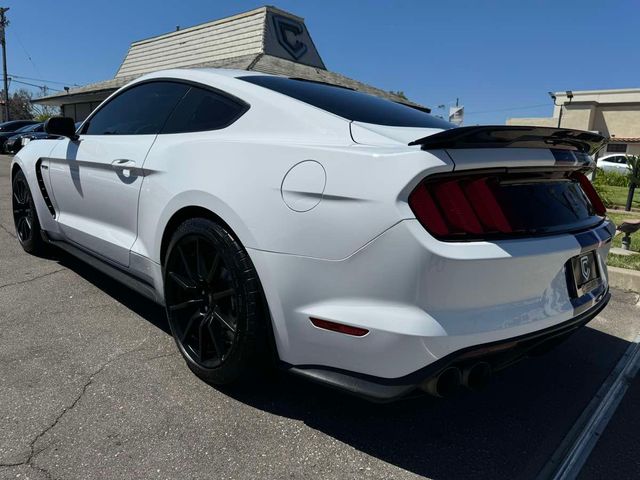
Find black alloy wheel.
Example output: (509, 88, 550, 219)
(12, 169, 45, 254)
(164, 218, 267, 385)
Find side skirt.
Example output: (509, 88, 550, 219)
(42, 232, 163, 305)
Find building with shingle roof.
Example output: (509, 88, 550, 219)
(33, 6, 428, 120)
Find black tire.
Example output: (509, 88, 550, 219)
(12, 169, 47, 255)
(163, 217, 268, 385)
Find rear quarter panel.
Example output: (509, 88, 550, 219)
(134, 131, 454, 263)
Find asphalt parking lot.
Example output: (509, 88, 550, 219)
(1, 154, 639, 480)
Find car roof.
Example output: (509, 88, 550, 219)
(1, 119, 37, 125)
(599, 154, 628, 159)
(138, 68, 267, 82)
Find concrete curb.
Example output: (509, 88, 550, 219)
(608, 266, 640, 293)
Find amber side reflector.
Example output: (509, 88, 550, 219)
(310, 318, 369, 337)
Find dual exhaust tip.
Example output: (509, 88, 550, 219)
(421, 362, 492, 398)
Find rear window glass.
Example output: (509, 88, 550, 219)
(240, 76, 453, 129)
(161, 86, 247, 134)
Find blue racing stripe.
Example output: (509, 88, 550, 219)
(574, 221, 614, 253)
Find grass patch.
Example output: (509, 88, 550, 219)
(606, 211, 640, 271)
(607, 253, 640, 271)
(597, 185, 640, 209)
(606, 212, 640, 251)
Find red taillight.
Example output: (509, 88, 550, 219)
(432, 180, 483, 234)
(464, 178, 512, 233)
(408, 185, 449, 236)
(409, 176, 511, 239)
(572, 172, 607, 216)
(310, 318, 369, 337)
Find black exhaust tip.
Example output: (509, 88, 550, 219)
(421, 367, 462, 398)
(462, 362, 492, 391)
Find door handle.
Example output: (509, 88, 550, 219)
(111, 159, 136, 168)
(111, 159, 137, 178)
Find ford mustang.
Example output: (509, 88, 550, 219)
(11, 69, 613, 401)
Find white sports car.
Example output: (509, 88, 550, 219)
(596, 154, 630, 173)
(11, 69, 613, 401)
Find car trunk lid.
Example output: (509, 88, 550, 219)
(406, 126, 609, 241)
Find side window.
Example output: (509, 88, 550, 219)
(82, 82, 189, 135)
(161, 86, 247, 134)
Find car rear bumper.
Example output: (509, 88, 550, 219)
(284, 292, 609, 401)
(248, 218, 614, 399)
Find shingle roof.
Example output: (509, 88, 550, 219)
(32, 6, 427, 111)
(115, 8, 269, 78)
(609, 137, 640, 143)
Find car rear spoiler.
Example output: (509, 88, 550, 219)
(408, 126, 607, 156)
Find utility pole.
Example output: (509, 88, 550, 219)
(0, 8, 9, 123)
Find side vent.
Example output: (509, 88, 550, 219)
(35, 159, 56, 218)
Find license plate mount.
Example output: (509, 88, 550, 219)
(570, 251, 601, 297)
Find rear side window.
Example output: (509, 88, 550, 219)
(240, 75, 453, 129)
(83, 81, 189, 135)
(161, 86, 247, 134)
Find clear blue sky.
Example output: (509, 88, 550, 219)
(3, 0, 638, 124)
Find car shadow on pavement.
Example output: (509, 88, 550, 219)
(50, 248, 631, 480)
(222, 327, 629, 480)
(53, 251, 171, 335)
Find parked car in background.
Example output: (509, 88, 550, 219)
(0, 123, 44, 152)
(0, 119, 39, 133)
(4, 123, 54, 154)
(597, 154, 630, 173)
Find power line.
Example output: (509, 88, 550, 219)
(11, 30, 41, 79)
(9, 73, 79, 87)
(9, 78, 62, 92)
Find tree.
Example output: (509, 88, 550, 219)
(0, 88, 61, 122)
(0, 88, 33, 120)
(389, 90, 408, 100)
(625, 156, 640, 211)
(31, 103, 61, 122)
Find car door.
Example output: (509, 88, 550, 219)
(47, 81, 190, 266)
(599, 156, 620, 172)
(615, 155, 630, 172)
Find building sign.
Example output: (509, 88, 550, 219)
(272, 15, 308, 60)
(264, 11, 326, 69)
(449, 106, 464, 126)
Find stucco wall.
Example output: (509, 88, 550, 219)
(508, 89, 640, 137)
(592, 105, 640, 137)
(506, 117, 557, 127)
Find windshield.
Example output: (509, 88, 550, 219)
(240, 76, 453, 129)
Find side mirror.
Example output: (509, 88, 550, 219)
(44, 117, 78, 140)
